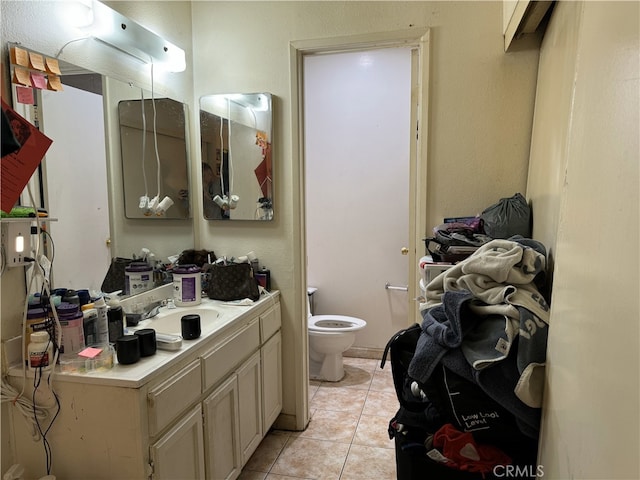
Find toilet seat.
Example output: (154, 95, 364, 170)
(308, 315, 367, 333)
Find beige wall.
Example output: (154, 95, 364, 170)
(527, 1, 639, 478)
(189, 0, 540, 431)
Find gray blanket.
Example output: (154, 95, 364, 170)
(408, 237, 550, 434)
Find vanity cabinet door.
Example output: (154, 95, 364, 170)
(150, 404, 205, 480)
(238, 350, 263, 465)
(203, 375, 241, 480)
(261, 330, 282, 432)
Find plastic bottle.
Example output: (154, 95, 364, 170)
(56, 302, 85, 355)
(81, 304, 99, 346)
(256, 266, 271, 291)
(24, 307, 51, 365)
(93, 297, 110, 346)
(107, 306, 124, 344)
(28, 331, 54, 371)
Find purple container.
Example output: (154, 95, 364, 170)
(173, 264, 201, 306)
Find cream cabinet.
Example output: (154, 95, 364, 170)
(150, 404, 206, 480)
(7, 296, 281, 480)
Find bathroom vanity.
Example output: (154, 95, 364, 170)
(7, 293, 282, 480)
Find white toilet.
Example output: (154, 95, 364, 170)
(307, 288, 367, 382)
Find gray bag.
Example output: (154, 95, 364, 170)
(481, 193, 531, 239)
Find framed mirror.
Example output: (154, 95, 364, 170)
(118, 97, 190, 219)
(199, 93, 273, 220)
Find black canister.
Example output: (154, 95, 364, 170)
(134, 329, 157, 357)
(107, 306, 125, 343)
(181, 314, 201, 340)
(116, 335, 140, 365)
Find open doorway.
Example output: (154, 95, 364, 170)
(303, 47, 414, 355)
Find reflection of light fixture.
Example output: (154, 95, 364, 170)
(213, 195, 239, 210)
(89, 0, 186, 72)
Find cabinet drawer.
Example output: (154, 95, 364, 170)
(148, 359, 202, 437)
(202, 320, 260, 391)
(260, 303, 281, 342)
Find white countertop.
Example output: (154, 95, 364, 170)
(8, 292, 280, 389)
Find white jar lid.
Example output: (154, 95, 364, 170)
(31, 331, 50, 342)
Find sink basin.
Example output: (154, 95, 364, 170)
(132, 307, 222, 337)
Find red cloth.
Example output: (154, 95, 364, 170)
(432, 423, 512, 474)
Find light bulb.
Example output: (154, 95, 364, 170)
(15, 234, 24, 253)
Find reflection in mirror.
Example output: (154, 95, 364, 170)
(118, 98, 190, 219)
(199, 93, 273, 220)
(16, 61, 113, 292)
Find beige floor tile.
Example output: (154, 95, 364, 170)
(369, 368, 395, 393)
(309, 381, 321, 399)
(343, 357, 379, 372)
(340, 444, 397, 480)
(319, 364, 373, 390)
(266, 474, 315, 480)
(242, 356, 398, 479)
(238, 470, 268, 480)
(243, 430, 291, 473)
(353, 414, 395, 449)
(310, 386, 368, 414)
(362, 390, 398, 419)
(298, 408, 359, 443)
(270, 436, 350, 480)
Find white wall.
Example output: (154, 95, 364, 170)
(527, 1, 639, 478)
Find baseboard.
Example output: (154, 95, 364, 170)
(272, 412, 307, 432)
(344, 346, 384, 360)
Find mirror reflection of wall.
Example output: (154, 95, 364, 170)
(39, 75, 111, 291)
(118, 97, 190, 219)
(199, 93, 273, 221)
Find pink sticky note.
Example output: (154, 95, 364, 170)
(16, 86, 34, 105)
(30, 72, 47, 90)
(78, 347, 103, 359)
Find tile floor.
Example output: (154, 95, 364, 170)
(239, 356, 399, 480)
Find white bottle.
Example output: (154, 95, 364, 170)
(93, 297, 110, 346)
(28, 331, 53, 371)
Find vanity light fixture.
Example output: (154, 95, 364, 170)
(89, 0, 186, 72)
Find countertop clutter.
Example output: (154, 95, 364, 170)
(9, 291, 280, 388)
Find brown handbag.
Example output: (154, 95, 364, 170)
(206, 262, 260, 301)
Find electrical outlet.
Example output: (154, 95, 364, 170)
(1, 221, 31, 267)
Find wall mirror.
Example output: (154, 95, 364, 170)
(118, 97, 190, 219)
(199, 93, 273, 220)
(7, 48, 191, 291)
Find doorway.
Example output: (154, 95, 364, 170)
(298, 29, 430, 357)
(303, 47, 414, 353)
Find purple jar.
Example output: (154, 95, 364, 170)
(173, 264, 202, 306)
(125, 262, 153, 296)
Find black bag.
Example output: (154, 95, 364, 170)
(206, 262, 260, 301)
(481, 193, 532, 239)
(382, 324, 431, 413)
(101, 257, 134, 294)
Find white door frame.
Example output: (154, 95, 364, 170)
(289, 27, 430, 429)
